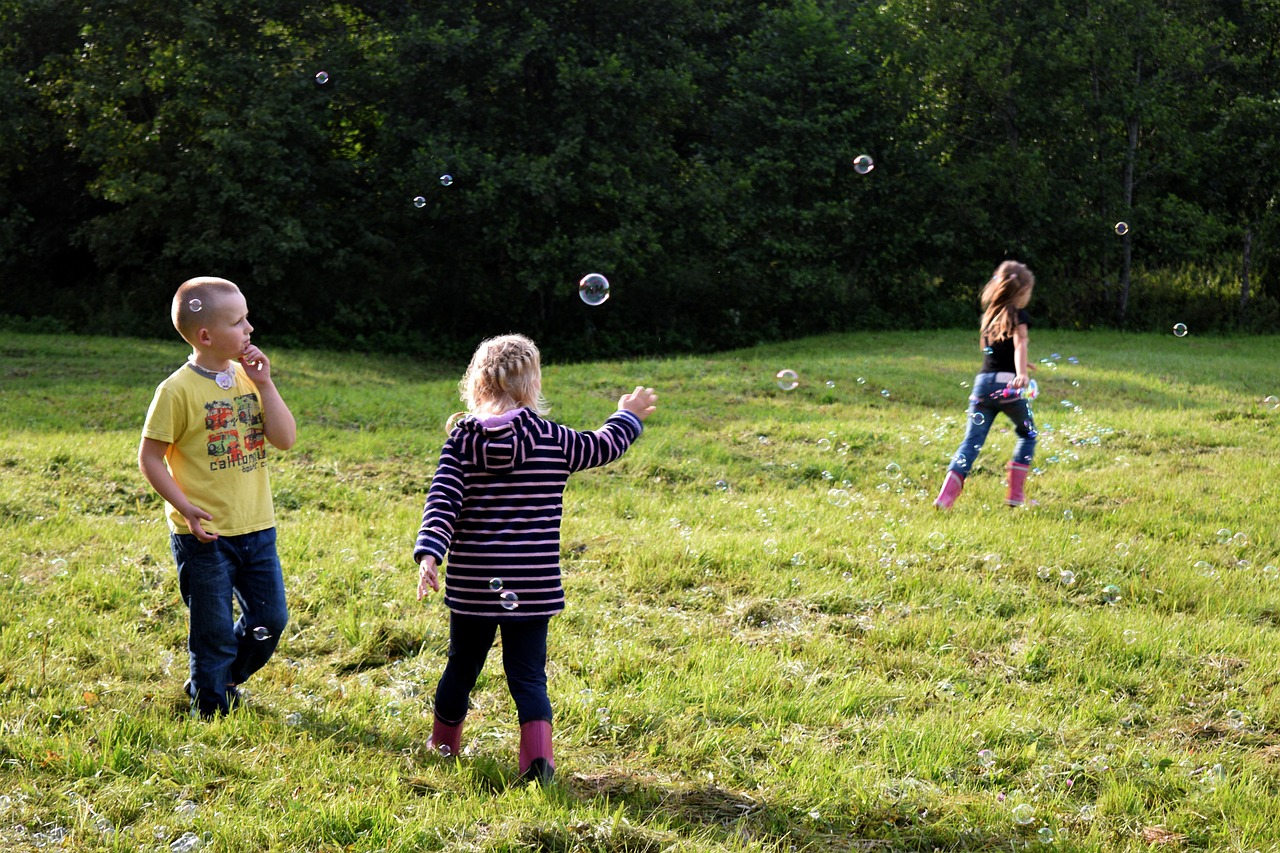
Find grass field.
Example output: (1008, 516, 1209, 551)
(1, 329, 1278, 852)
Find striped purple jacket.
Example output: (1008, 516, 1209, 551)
(413, 406, 644, 619)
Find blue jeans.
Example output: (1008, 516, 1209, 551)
(434, 614, 552, 726)
(171, 527, 288, 714)
(948, 372, 1037, 477)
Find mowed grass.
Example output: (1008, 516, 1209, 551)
(1, 329, 1278, 852)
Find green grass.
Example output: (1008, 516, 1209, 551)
(1, 329, 1279, 852)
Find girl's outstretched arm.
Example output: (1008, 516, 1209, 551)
(1012, 324, 1031, 388)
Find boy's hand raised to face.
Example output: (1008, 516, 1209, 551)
(619, 386, 657, 421)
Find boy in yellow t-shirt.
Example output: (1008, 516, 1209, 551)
(139, 277, 297, 719)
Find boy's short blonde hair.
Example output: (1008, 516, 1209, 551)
(172, 277, 242, 346)
(459, 333, 549, 419)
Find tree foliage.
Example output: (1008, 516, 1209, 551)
(1, 0, 1275, 355)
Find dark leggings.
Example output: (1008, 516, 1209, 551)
(433, 613, 552, 725)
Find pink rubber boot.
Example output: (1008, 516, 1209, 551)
(518, 720, 555, 785)
(430, 716, 463, 758)
(933, 470, 965, 510)
(1006, 462, 1030, 507)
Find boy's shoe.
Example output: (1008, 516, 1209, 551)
(187, 681, 243, 720)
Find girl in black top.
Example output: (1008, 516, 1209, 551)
(935, 261, 1038, 509)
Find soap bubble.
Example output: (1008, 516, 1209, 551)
(170, 832, 204, 853)
(790, 553, 805, 566)
(1173, 322, 1188, 337)
(885, 462, 902, 479)
(1114, 541, 1130, 556)
(1037, 566, 1052, 580)
(1059, 569, 1076, 585)
(970, 412, 986, 426)
(252, 626, 272, 641)
(816, 438, 832, 451)
(1012, 803, 1035, 825)
(578, 273, 610, 306)
(1123, 629, 1139, 645)
(880, 389, 890, 398)
(977, 749, 995, 767)
(857, 377, 866, 385)
(499, 591, 519, 611)
(1227, 709, 1245, 729)
(314, 70, 329, 85)
(439, 174, 454, 186)
(1037, 826, 1056, 844)
(763, 538, 778, 555)
(1216, 528, 1233, 544)
(853, 154, 875, 174)
(412, 196, 426, 208)
(927, 532, 946, 551)
(1264, 395, 1279, 409)
(714, 479, 729, 491)
(825, 380, 835, 388)
(188, 298, 203, 312)
(1102, 584, 1122, 605)
(776, 369, 800, 391)
(1114, 221, 1129, 236)
(827, 488, 850, 507)
(489, 578, 504, 592)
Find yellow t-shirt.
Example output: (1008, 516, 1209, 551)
(141, 362, 275, 536)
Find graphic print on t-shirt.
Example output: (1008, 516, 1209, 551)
(204, 393, 265, 473)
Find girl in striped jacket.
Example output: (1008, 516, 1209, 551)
(414, 333, 657, 784)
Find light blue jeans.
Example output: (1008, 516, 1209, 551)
(947, 372, 1037, 477)
(171, 527, 288, 715)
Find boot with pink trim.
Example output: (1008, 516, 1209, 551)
(518, 720, 555, 785)
(933, 470, 965, 510)
(429, 715, 463, 758)
(1006, 462, 1030, 507)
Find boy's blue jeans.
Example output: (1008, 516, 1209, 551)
(434, 614, 553, 726)
(948, 371, 1038, 477)
(171, 527, 288, 715)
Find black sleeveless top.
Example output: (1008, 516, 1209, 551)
(979, 309, 1031, 373)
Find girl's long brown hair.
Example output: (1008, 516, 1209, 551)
(979, 261, 1035, 346)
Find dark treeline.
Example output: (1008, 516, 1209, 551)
(2, 0, 1277, 358)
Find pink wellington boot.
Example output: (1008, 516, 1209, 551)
(430, 715, 463, 758)
(933, 470, 965, 510)
(1006, 462, 1030, 507)
(518, 720, 555, 785)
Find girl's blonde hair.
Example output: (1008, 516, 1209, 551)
(979, 261, 1035, 346)
(448, 333, 548, 430)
